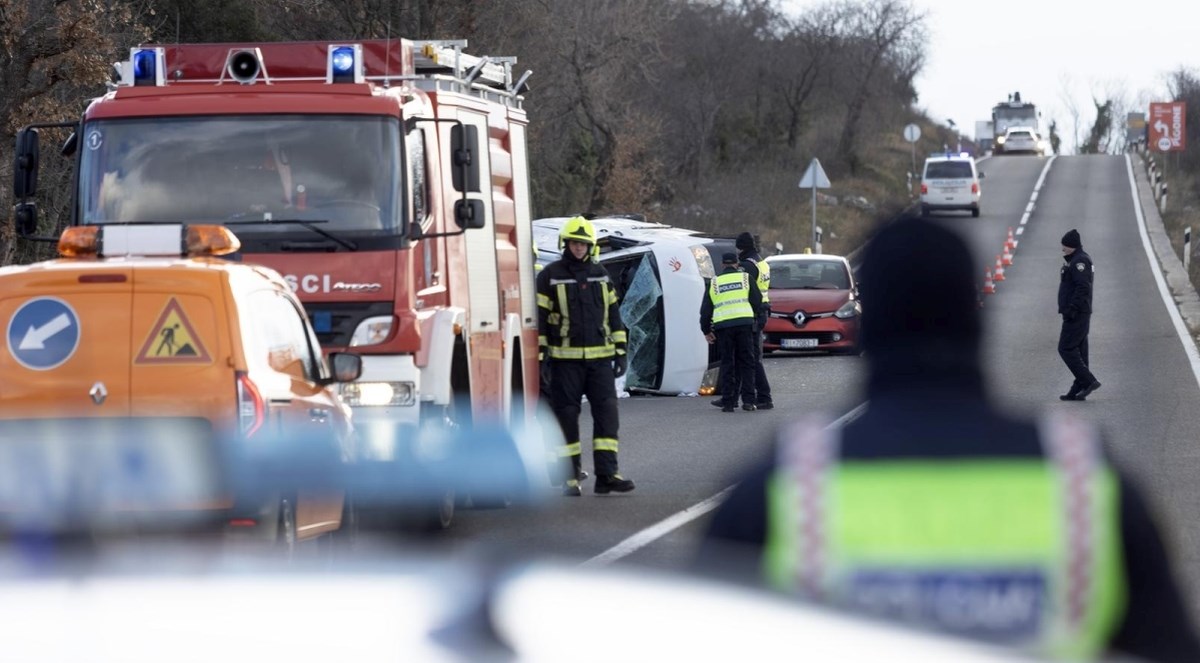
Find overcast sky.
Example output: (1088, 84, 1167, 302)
(779, 0, 1200, 152)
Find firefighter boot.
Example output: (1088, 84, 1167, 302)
(595, 474, 636, 494)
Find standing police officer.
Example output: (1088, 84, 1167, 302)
(699, 217, 1199, 661)
(711, 232, 774, 409)
(700, 253, 759, 412)
(537, 217, 635, 496)
(736, 232, 774, 409)
(1058, 228, 1101, 401)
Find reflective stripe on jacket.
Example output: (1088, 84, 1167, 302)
(762, 412, 1125, 659)
(536, 258, 627, 361)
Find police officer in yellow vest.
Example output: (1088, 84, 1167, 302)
(537, 217, 634, 496)
(700, 253, 761, 412)
(700, 217, 1199, 661)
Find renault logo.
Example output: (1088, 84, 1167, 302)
(791, 310, 808, 327)
(89, 382, 108, 405)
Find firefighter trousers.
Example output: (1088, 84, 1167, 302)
(549, 358, 621, 479)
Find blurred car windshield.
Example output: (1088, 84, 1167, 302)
(770, 260, 850, 289)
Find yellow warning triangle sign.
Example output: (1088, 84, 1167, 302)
(135, 298, 212, 364)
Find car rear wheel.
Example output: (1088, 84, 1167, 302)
(921, 205, 930, 218)
(971, 207, 980, 218)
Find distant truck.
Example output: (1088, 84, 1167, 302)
(975, 120, 994, 154)
(992, 94, 1038, 154)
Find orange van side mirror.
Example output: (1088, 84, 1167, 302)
(327, 352, 363, 384)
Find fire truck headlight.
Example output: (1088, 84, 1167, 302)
(350, 316, 395, 346)
(341, 381, 416, 407)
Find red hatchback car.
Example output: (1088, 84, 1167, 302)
(762, 254, 861, 353)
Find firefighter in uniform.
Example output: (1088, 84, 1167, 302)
(700, 253, 760, 412)
(537, 217, 635, 496)
(700, 217, 1200, 661)
(1058, 228, 1101, 401)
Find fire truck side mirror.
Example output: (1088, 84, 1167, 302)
(455, 199, 486, 230)
(13, 128, 40, 200)
(14, 203, 38, 237)
(451, 124, 481, 193)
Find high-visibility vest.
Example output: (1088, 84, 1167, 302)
(709, 271, 755, 325)
(755, 258, 771, 305)
(762, 412, 1125, 660)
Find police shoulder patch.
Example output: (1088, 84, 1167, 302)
(1076, 262, 1085, 271)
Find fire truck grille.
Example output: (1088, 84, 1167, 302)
(303, 302, 394, 348)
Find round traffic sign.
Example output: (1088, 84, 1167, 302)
(903, 123, 921, 143)
(6, 297, 81, 371)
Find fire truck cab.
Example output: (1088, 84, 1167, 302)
(12, 39, 539, 528)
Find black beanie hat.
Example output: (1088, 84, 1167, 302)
(735, 232, 756, 251)
(860, 217, 981, 364)
(721, 252, 739, 264)
(1061, 229, 1081, 249)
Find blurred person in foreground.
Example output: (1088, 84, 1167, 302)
(700, 252, 760, 412)
(698, 216, 1199, 661)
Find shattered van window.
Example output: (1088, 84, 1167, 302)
(620, 255, 664, 390)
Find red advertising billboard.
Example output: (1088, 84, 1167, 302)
(1149, 102, 1187, 152)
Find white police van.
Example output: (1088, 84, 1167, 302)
(920, 153, 984, 218)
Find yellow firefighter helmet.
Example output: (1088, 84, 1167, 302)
(558, 216, 599, 257)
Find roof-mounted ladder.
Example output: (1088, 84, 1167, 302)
(412, 40, 531, 97)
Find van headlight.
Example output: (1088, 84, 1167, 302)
(350, 316, 395, 346)
(834, 300, 862, 319)
(341, 381, 416, 407)
(691, 245, 715, 279)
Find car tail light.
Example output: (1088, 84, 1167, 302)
(920, 183, 928, 194)
(971, 182, 979, 194)
(236, 371, 265, 438)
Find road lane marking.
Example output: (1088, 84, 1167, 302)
(583, 402, 868, 567)
(1019, 157, 1056, 226)
(1124, 155, 1200, 389)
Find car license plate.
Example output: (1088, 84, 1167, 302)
(782, 338, 818, 349)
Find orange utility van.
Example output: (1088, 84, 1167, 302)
(0, 224, 362, 548)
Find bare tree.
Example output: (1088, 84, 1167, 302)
(0, 0, 152, 265)
(832, 0, 927, 175)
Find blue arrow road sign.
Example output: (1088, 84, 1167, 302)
(7, 297, 81, 370)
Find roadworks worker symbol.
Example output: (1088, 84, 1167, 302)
(136, 298, 211, 364)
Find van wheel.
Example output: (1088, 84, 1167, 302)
(971, 207, 981, 218)
(920, 205, 930, 218)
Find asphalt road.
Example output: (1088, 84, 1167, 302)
(433, 153, 1200, 616)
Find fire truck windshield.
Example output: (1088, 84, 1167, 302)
(992, 107, 1037, 134)
(78, 115, 402, 238)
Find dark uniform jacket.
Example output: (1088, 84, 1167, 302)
(537, 255, 625, 359)
(737, 249, 767, 323)
(1058, 248, 1094, 318)
(699, 376, 1200, 663)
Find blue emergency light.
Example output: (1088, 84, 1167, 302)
(327, 44, 363, 84)
(132, 48, 164, 86)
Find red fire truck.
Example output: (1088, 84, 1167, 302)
(11, 39, 540, 528)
